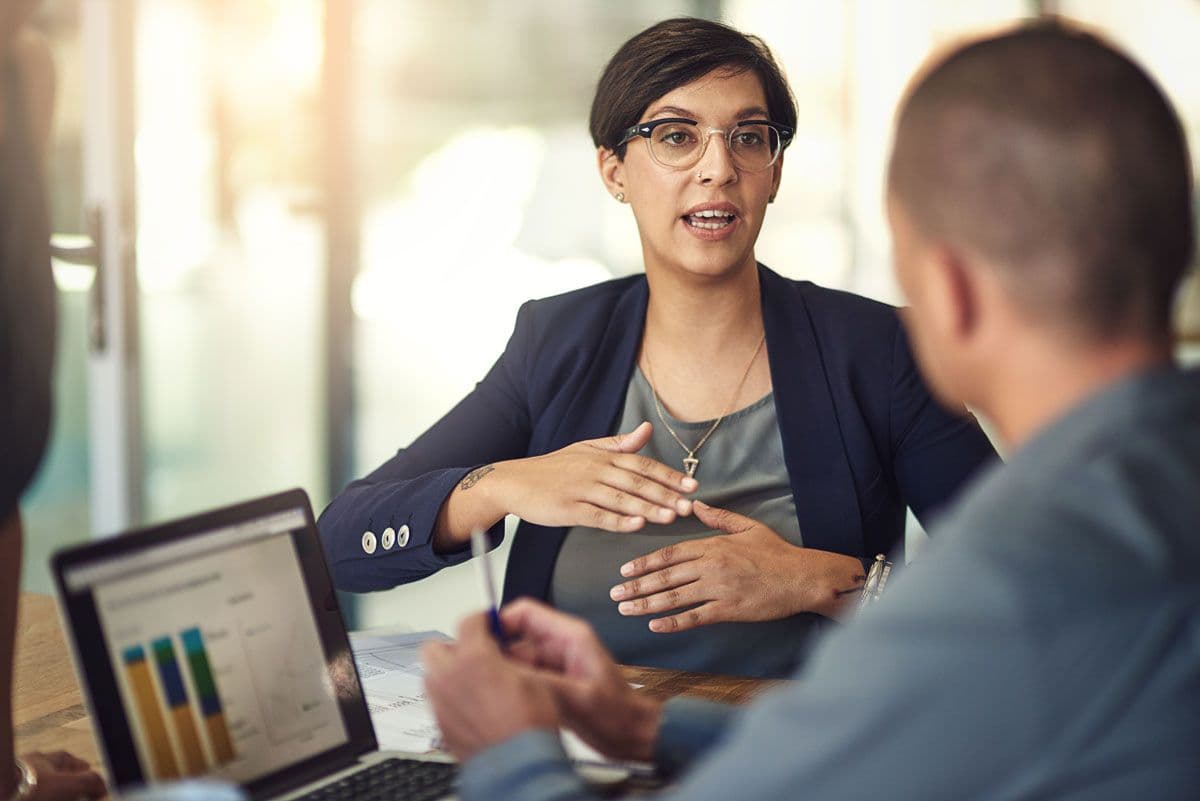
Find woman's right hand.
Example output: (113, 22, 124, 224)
(434, 422, 697, 550)
(498, 421, 697, 531)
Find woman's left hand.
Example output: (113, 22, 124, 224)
(609, 501, 867, 632)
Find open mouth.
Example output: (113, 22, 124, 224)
(683, 209, 737, 230)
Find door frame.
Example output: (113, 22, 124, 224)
(81, 0, 142, 536)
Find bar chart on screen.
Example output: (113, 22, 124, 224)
(94, 532, 349, 783)
(117, 631, 238, 779)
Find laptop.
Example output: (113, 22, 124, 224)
(51, 488, 457, 801)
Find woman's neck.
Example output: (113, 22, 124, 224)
(643, 258, 764, 356)
(638, 257, 771, 422)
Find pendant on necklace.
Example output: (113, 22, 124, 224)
(682, 456, 699, 478)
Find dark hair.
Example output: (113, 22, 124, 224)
(590, 17, 797, 159)
(889, 20, 1195, 342)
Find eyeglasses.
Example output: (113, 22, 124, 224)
(618, 117, 794, 172)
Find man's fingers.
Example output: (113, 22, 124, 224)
(511, 662, 577, 696)
(421, 640, 456, 675)
(616, 580, 703, 616)
(455, 611, 505, 657)
(647, 604, 713, 634)
(512, 668, 608, 729)
(692, 500, 754, 534)
(619, 540, 700, 579)
(500, 600, 582, 671)
(505, 639, 541, 666)
(502, 599, 600, 653)
(610, 559, 701, 601)
(501, 599, 615, 677)
(502, 598, 583, 637)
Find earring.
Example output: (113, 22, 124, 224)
(615, 192, 625, 203)
(768, 194, 776, 204)
(696, 171, 705, 181)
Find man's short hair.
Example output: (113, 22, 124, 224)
(889, 20, 1195, 342)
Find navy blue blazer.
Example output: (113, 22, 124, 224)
(318, 264, 997, 601)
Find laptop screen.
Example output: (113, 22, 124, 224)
(54, 490, 376, 797)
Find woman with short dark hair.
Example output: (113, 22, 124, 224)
(319, 17, 996, 678)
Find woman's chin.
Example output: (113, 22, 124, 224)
(663, 248, 756, 282)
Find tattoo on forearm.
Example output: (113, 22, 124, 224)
(460, 464, 495, 491)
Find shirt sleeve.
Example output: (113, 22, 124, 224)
(653, 529, 1047, 801)
(458, 530, 1045, 801)
(459, 731, 594, 801)
(316, 301, 537, 591)
(654, 697, 741, 775)
(457, 698, 740, 801)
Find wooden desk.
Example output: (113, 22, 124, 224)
(13, 592, 102, 765)
(13, 592, 778, 771)
(619, 665, 781, 706)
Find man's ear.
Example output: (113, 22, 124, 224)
(928, 244, 981, 344)
(597, 147, 626, 200)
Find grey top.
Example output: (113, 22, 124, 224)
(462, 366, 1200, 801)
(551, 368, 825, 677)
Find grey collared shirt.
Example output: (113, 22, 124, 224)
(460, 366, 1200, 801)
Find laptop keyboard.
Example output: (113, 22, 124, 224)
(297, 758, 457, 801)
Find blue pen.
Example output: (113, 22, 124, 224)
(470, 530, 508, 646)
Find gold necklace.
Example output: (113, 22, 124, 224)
(642, 333, 766, 478)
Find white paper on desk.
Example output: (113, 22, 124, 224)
(350, 630, 450, 753)
(350, 629, 650, 772)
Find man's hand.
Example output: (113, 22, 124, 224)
(422, 614, 559, 762)
(17, 751, 106, 801)
(500, 599, 662, 762)
(610, 501, 867, 631)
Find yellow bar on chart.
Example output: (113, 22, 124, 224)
(122, 645, 180, 780)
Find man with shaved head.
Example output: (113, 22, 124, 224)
(888, 22, 1193, 420)
(418, 21, 1200, 801)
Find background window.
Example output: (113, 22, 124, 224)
(22, 3, 1200, 638)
